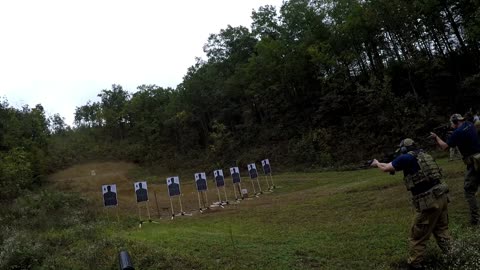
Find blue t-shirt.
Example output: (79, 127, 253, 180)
(391, 153, 420, 177)
(392, 152, 434, 195)
(447, 121, 480, 157)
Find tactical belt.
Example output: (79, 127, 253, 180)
(411, 179, 441, 196)
(463, 153, 480, 171)
(411, 183, 449, 211)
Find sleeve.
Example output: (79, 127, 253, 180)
(391, 154, 407, 171)
(447, 130, 458, 147)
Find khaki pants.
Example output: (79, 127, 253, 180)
(464, 165, 480, 223)
(408, 195, 451, 267)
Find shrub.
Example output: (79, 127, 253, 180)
(0, 148, 33, 201)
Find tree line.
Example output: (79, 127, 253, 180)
(0, 101, 51, 201)
(2, 0, 480, 201)
(71, 0, 480, 167)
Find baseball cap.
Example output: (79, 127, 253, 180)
(399, 138, 415, 147)
(450, 113, 464, 123)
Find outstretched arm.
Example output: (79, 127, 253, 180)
(430, 132, 449, 150)
(370, 159, 395, 173)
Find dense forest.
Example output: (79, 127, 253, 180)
(2, 0, 480, 200)
(70, 0, 480, 169)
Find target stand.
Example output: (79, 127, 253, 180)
(264, 175, 274, 192)
(197, 190, 210, 213)
(255, 177, 264, 195)
(261, 159, 276, 189)
(137, 201, 152, 227)
(169, 195, 191, 220)
(102, 184, 120, 223)
(103, 205, 120, 223)
(269, 173, 277, 189)
(137, 202, 159, 228)
(232, 182, 244, 201)
(250, 178, 261, 197)
(214, 185, 230, 207)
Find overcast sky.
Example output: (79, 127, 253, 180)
(0, 0, 283, 125)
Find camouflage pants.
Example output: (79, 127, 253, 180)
(464, 166, 480, 223)
(449, 147, 461, 161)
(408, 194, 451, 268)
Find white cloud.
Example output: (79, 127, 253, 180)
(0, 0, 283, 125)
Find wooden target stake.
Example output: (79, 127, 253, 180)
(255, 177, 263, 194)
(204, 191, 209, 208)
(201, 191, 206, 208)
(233, 183, 239, 200)
(115, 207, 120, 222)
(197, 191, 203, 211)
(146, 201, 151, 221)
(264, 175, 272, 190)
(250, 178, 257, 195)
(169, 197, 175, 219)
(179, 196, 185, 215)
(270, 173, 275, 188)
(216, 186, 222, 203)
(238, 182, 244, 199)
(223, 186, 229, 204)
(199, 191, 206, 209)
(137, 204, 142, 222)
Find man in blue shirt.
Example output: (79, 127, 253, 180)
(371, 138, 450, 270)
(431, 113, 480, 225)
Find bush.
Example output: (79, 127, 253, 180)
(11, 191, 94, 230)
(288, 128, 333, 167)
(441, 228, 480, 269)
(0, 148, 33, 201)
(0, 189, 206, 270)
(0, 228, 46, 270)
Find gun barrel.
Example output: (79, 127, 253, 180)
(433, 125, 453, 140)
(359, 160, 373, 169)
(118, 251, 135, 270)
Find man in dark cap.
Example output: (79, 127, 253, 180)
(371, 138, 450, 270)
(431, 113, 480, 225)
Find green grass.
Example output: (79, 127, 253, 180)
(103, 158, 472, 269)
(7, 158, 467, 269)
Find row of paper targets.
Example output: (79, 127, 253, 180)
(102, 159, 273, 207)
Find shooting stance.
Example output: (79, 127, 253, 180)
(431, 113, 480, 225)
(371, 138, 450, 270)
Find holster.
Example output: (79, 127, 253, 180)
(463, 153, 480, 171)
(411, 184, 449, 211)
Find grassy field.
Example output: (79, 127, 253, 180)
(46, 159, 476, 269)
